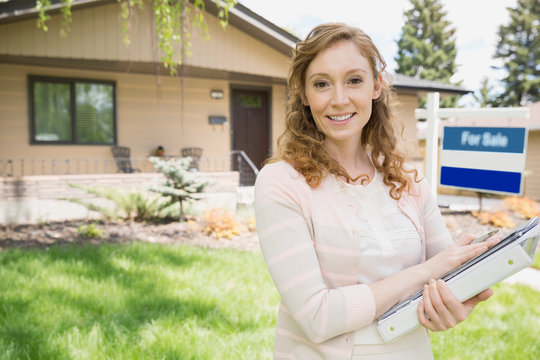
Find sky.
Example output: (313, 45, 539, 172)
(238, 0, 517, 107)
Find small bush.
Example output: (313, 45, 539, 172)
(149, 156, 211, 221)
(199, 208, 248, 239)
(66, 184, 177, 222)
(504, 196, 540, 219)
(471, 210, 516, 228)
(77, 223, 104, 239)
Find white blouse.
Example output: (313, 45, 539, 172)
(341, 170, 422, 284)
(335, 171, 426, 346)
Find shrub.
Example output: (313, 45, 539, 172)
(149, 156, 211, 221)
(504, 196, 540, 219)
(471, 210, 515, 228)
(77, 223, 104, 239)
(66, 184, 177, 222)
(199, 208, 247, 239)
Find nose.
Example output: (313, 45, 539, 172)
(332, 84, 349, 106)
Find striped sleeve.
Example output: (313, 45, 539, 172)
(254, 162, 376, 344)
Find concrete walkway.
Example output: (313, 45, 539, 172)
(503, 267, 540, 292)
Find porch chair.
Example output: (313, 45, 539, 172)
(110, 146, 141, 173)
(181, 147, 203, 170)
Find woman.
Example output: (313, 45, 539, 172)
(254, 23, 498, 360)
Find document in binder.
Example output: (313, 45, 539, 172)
(377, 216, 540, 343)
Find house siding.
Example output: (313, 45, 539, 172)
(0, 2, 290, 79)
(0, 62, 287, 175)
(394, 93, 420, 156)
(525, 131, 540, 200)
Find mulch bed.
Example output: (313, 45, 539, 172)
(0, 210, 531, 252)
(0, 219, 260, 252)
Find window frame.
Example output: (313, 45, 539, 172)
(28, 75, 117, 145)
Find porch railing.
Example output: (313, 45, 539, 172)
(1, 152, 260, 185)
(231, 150, 259, 186)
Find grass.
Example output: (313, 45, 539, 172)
(532, 251, 540, 270)
(0, 242, 539, 359)
(431, 282, 540, 359)
(0, 243, 279, 359)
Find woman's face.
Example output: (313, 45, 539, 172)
(303, 39, 381, 149)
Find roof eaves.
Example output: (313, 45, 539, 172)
(389, 73, 472, 95)
(0, 0, 112, 23)
(231, 2, 300, 45)
(209, 0, 298, 56)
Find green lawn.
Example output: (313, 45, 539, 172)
(0, 243, 279, 359)
(0, 242, 538, 359)
(533, 251, 540, 270)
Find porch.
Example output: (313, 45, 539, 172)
(0, 151, 258, 225)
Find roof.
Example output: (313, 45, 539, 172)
(388, 73, 471, 95)
(0, 0, 299, 57)
(0, 0, 111, 20)
(0, 0, 471, 95)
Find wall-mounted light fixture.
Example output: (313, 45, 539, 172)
(210, 89, 224, 99)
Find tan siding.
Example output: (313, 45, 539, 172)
(271, 84, 287, 154)
(1, 63, 291, 174)
(524, 131, 540, 200)
(0, 3, 290, 79)
(188, 16, 290, 78)
(395, 94, 420, 157)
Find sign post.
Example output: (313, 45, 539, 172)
(415, 93, 530, 200)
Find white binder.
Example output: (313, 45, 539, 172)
(377, 216, 540, 343)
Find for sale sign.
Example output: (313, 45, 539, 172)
(439, 127, 528, 195)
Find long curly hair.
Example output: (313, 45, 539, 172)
(273, 23, 419, 199)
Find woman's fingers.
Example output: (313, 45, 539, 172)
(436, 280, 468, 324)
(418, 282, 495, 333)
(476, 288, 494, 301)
(421, 283, 445, 330)
(463, 288, 494, 310)
(456, 233, 477, 246)
(457, 232, 502, 247)
(417, 300, 436, 331)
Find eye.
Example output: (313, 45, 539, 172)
(349, 77, 364, 85)
(313, 81, 328, 88)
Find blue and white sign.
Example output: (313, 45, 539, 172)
(440, 127, 528, 195)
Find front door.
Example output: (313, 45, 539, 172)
(231, 88, 270, 175)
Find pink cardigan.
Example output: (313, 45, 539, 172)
(254, 161, 452, 359)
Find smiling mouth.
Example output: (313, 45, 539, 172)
(327, 113, 355, 122)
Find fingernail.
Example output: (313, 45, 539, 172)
(437, 280, 444, 286)
(429, 279, 435, 285)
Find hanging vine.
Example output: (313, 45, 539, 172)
(36, 0, 237, 74)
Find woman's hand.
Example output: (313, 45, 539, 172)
(417, 279, 494, 331)
(424, 233, 502, 280)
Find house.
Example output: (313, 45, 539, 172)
(0, 0, 470, 223)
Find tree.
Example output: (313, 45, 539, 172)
(491, 0, 540, 106)
(473, 77, 497, 108)
(36, 0, 237, 75)
(395, 0, 461, 107)
(149, 156, 211, 221)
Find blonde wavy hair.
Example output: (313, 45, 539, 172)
(273, 23, 419, 199)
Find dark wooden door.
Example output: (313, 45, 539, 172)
(232, 88, 270, 171)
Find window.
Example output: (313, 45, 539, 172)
(235, 94, 262, 108)
(29, 76, 116, 144)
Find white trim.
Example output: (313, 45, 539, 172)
(440, 150, 526, 173)
(416, 107, 530, 120)
(228, 5, 297, 49)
